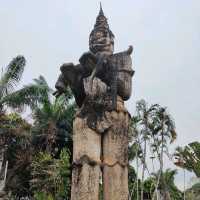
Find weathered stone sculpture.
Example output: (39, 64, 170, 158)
(54, 4, 134, 200)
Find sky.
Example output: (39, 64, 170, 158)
(0, 0, 200, 190)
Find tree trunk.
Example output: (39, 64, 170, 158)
(141, 138, 147, 200)
(0, 149, 8, 200)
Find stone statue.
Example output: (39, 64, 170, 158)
(54, 4, 134, 200)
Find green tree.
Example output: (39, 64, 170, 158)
(0, 56, 49, 112)
(143, 177, 155, 199)
(24, 77, 74, 199)
(128, 169, 182, 200)
(0, 113, 32, 197)
(0, 73, 53, 198)
(152, 169, 182, 200)
(1, 75, 51, 113)
(131, 100, 153, 200)
(148, 103, 176, 200)
(0, 71, 74, 198)
(0, 56, 51, 113)
(174, 142, 200, 177)
(31, 149, 71, 200)
(129, 100, 177, 200)
(185, 182, 200, 200)
(0, 56, 25, 113)
(31, 88, 75, 157)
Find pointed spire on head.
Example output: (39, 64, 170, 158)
(89, 4, 115, 55)
(99, 2, 104, 16)
(94, 2, 108, 29)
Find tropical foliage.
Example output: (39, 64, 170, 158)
(174, 142, 200, 177)
(31, 91, 74, 157)
(31, 149, 71, 199)
(0, 56, 74, 199)
(0, 56, 25, 113)
(185, 182, 200, 200)
(129, 99, 177, 200)
(151, 169, 182, 200)
(0, 112, 31, 197)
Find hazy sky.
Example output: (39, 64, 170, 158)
(0, 0, 200, 189)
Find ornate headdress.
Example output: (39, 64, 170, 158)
(89, 3, 115, 55)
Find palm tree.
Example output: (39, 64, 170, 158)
(1, 75, 51, 113)
(2, 76, 74, 198)
(28, 78, 74, 199)
(0, 56, 26, 113)
(132, 100, 153, 200)
(185, 182, 200, 200)
(174, 142, 200, 178)
(0, 56, 51, 113)
(149, 105, 177, 200)
(31, 149, 71, 199)
(0, 112, 32, 198)
(30, 77, 75, 157)
(0, 56, 57, 198)
(151, 169, 183, 200)
(130, 100, 177, 200)
(0, 56, 28, 196)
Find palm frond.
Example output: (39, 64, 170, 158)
(33, 75, 49, 88)
(0, 82, 50, 111)
(0, 56, 26, 97)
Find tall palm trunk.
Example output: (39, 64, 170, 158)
(153, 128, 164, 200)
(129, 145, 139, 200)
(141, 139, 147, 200)
(160, 131, 164, 184)
(183, 169, 186, 200)
(160, 132, 164, 199)
(161, 133, 171, 200)
(154, 130, 171, 200)
(136, 151, 139, 200)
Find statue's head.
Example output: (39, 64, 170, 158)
(89, 4, 115, 56)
